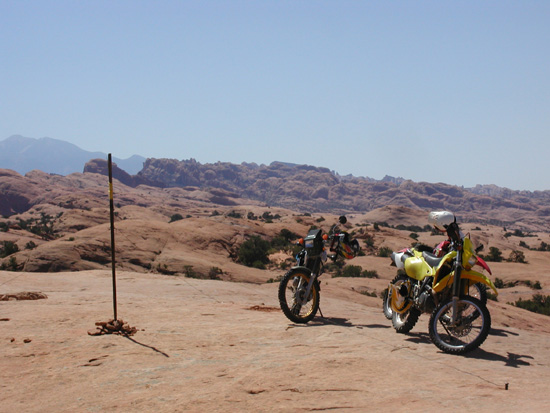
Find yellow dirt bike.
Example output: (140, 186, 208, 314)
(383, 220, 498, 354)
(278, 216, 359, 323)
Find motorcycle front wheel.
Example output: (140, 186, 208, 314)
(428, 296, 491, 355)
(469, 282, 487, 305)
(278, 270, 320, 324)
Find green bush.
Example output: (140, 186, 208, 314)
(508, 250, 527, 263)
(0, 256, 18, 271)
(208, 267, 223, 280)
(513, 294, 550, 316)
(169, 213, 184, 222)
(0, 241, 19, 258)
(238, 236, 270, 268)
(333, 265, 378, 279)
(378, 247, 393, 258)
(484, 247, 503, 262)
(227, 211, 242, 219)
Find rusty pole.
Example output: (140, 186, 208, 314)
(108, 154, 118, 321)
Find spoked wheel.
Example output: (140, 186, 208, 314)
(468, 282, 487, 305)
(428, 296, 491, 355)
(382, 286, 393, 320)
(388, 274, 420, 334)
(278, 269, 319, 324)
(382, 273, 405, 320)
(392, 306, 421, 334)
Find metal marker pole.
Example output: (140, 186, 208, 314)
(108, 154, 118, 321)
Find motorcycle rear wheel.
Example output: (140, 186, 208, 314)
(428, 296, 491, 355)
(387, 274, 420, 333)
(382, 273, 409, 320)
(382, 287, 393, 319)
(392, 306, 421, 334)
(278, 270, 320, 324)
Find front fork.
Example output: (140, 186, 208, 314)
(298, 273, 318, 305)
(450, 249, 463, 325)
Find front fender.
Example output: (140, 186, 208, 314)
(287, 266, 320, 291)
(433, 269, 498, 295)
(461, 269, 498, 295)
(290, 265, 312, 275)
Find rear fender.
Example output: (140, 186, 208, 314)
(389, 280, 413, 314)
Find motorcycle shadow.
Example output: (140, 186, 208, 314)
(465, 348, 534, 367)
(403, 331, 432, 345)
(289, 316, 391, 330)
(489, 327, 520, 337)
(401, 332, 533, 367)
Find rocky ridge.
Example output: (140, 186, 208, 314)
(95, 158, 550, 231)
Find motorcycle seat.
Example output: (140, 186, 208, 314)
(422, 251, 444, 268)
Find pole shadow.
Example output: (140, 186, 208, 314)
(123, 334, 170, 358)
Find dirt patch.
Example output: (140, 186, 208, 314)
(0, 291, 47, 301)
(247, 305, 281, 312)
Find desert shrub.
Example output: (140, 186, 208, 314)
(533, 281, 542, 290)
(395, 224, 431, 233)
(508, 250, 527, 263)
(513, 294, 550, 316)
(208, 267, 223, 280)
(0, 256, 19, 271)
(270, 229, 300, 252)
(25, 241, 37, 250)
(0, 222, 8, 232)
(169, 213, 184, 222)
(486, 291, 498, 301)
(247, 212, 257, 220)
(339, 265, 362, 278)
(378, 246, 393, 258)
(0, 241, 19, 258)
(483, 247, 503, 262)
(364, 235, 374, 248)
(333, 265, 378, 278)
(261, 211, 280, 222)
(409, 232, 419, 240)
(238, 236, 270, 268)
(505, 229, 535, 238)
(227, 211, 242, 219)
(537, 242, 550, 252)
(494, 277, 516, 289)
(266, 275, 283, 284)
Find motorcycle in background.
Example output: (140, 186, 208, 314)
(278, 216, 359, 323)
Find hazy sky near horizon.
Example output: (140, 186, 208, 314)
(1, 1, 549, 191)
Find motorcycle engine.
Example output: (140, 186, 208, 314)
(415, 290, 434, 313)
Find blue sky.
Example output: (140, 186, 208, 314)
(1, 1, 549, 191)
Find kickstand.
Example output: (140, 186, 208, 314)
(318, 306, 324, 318)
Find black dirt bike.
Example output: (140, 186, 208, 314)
(278, 216, 359, 323)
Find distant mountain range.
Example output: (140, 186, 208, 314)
(3, 135, 550, 230)
(0, 135, 145, 175)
